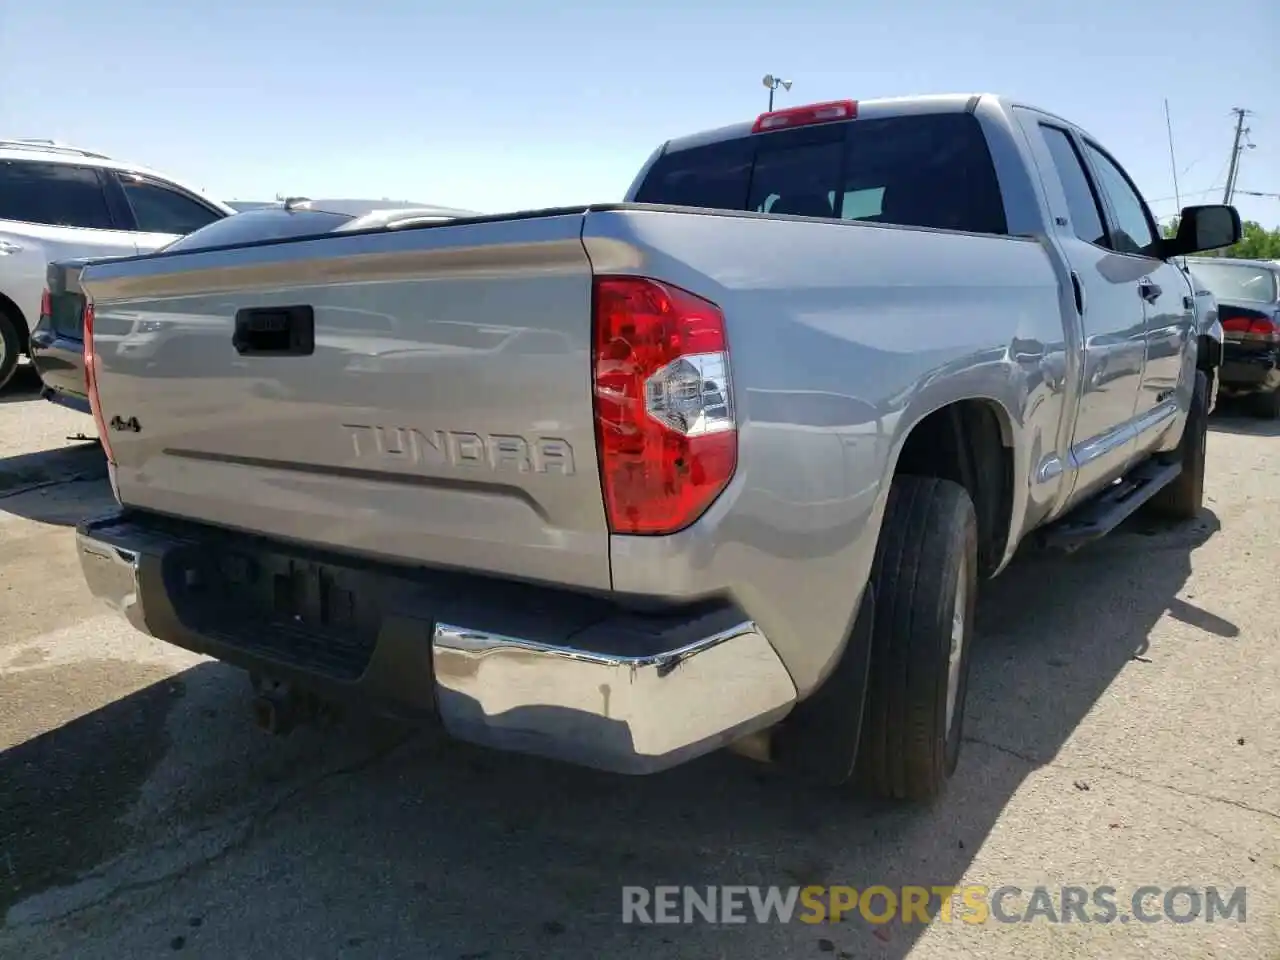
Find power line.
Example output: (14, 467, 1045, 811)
(1206, 153, 1234, 203)
(1175, 148, 1217, 181)
(1151, 110, 1259, 212)
(1147, 185, 1225, 206)
(1150, 148, 1236, 210)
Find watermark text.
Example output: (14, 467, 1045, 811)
(621, 884, 1247, 926)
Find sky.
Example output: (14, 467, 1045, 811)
(2, 0, 1277, 227)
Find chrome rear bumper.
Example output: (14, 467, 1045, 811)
(77, 512, 797, 774)
(432, 621, 795, 772)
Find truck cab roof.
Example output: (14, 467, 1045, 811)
(661, 93, 993, 155)
(657, 93, 1095, 156)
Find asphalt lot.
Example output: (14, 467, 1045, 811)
(0, 362, 1276, 959)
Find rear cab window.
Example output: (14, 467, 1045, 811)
(0, 159, 116, 230)
(160, 208, 356, 254)
(633, 112, 1008, 235)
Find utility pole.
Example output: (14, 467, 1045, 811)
(1223, 107, 1253, 205)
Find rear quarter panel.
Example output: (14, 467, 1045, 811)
(583, 208, 1065, 694)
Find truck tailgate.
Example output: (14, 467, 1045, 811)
(81, 213, 610, 591)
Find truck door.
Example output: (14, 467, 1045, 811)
(1076, 138, 1194, 444)
(1030, 121, 1148, 503)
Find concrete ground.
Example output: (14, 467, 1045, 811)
(0, 362, 1276, 959)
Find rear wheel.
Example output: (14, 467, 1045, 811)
(855, 476, 977, 802)
(1148, 370, 1209, 521)
(0, 309, 20, 392)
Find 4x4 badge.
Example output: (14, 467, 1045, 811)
(109, 415, 141, 433)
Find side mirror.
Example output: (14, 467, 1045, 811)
(1163, 204, 1242, 257)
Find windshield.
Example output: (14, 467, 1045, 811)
(1190, 263, 1279, 304)
(160, 208, 355, 253)
(633, 112, 1007, 235)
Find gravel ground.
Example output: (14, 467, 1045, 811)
(0, 363, 1276, 960)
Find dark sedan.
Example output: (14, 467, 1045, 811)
(1186, 258, 1280, 418)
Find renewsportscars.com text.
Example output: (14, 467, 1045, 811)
(621, 885, 1247, 926)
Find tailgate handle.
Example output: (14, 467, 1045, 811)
(232, 306, 315, 356)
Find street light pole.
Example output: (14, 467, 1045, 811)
(762, 74, 792, 112)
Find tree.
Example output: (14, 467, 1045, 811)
(1223, 221, 1280, 260)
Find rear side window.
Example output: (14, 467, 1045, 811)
(160, 208, 355, 253)
(633, 113, 1007, 235)
(1039, 126, 1107, 247)
(0, 160, 115, 230)
(634, 138, 753, 210)
(119, 175, 224, 235)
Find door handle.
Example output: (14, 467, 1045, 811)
(1138, 279, 1162, 304)
(0, 240, 22, 255)
(232, 305, 315, 356)
(1069, 271, 1085, 315)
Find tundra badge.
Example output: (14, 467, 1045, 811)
(341, 423, 575, 475)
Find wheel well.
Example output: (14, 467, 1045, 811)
(1196, 332, 1221, 373)
(0, 292, 30, 355)
(894, 400, 1013, 578)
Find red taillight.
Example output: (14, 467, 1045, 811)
(1221, 310, 1279, 342)
(752, 99, 858, 134)
(83, 300, 115, 464)
(39, 288, 52, 321)
(591, 277, 737, 535)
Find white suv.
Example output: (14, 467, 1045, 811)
(0, 139, 235, 389)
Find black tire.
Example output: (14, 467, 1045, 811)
(855, 476, 978, 802)
(1148, 371, 1208, 521)
(1251, 387, 1280, 420)
(0, 309, 20, 392)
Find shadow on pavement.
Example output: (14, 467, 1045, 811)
(0, 670, 187, 917)
(0, 365, 45, 405)
(0, 509, 1226, 958)
(0, 443, 109, 527)
(1208, 397, 1280, 436)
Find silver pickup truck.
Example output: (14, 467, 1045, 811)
(74, 94, 1240, 803)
